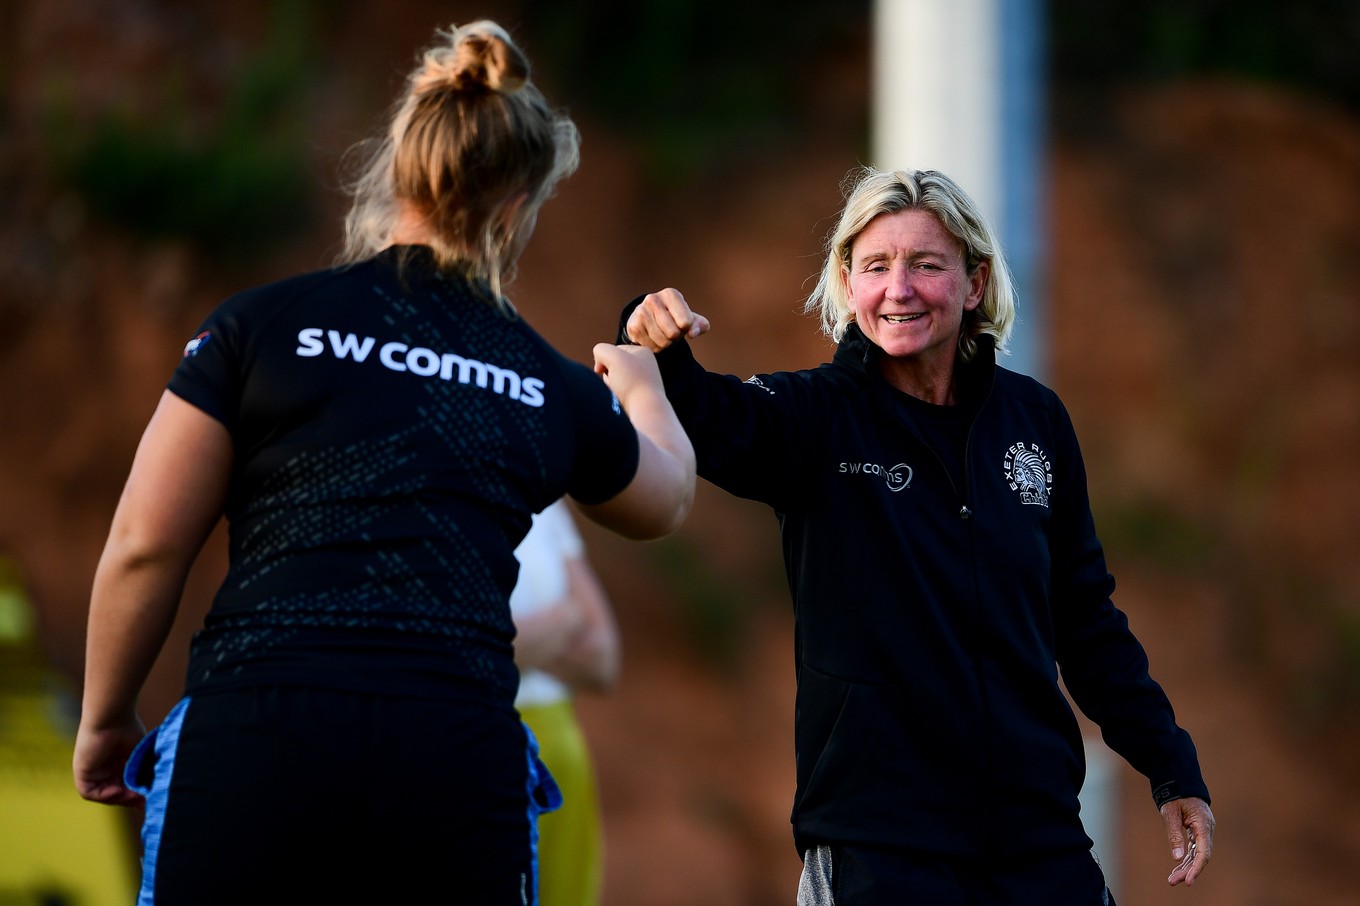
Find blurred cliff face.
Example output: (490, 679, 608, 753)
(2, 3, 1359, 904)
(1050, 81, 1360, 729)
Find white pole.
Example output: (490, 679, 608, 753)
(871, 0, 1045, 380)
(872, 0, 1001, 220)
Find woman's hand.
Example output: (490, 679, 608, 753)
(625, 288, 710, 352)
(592, 343, 666, 409)
(1162, 796, 1215, 886)
(73, 713, 146, 806)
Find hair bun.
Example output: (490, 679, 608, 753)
(413, 21, 529, 97)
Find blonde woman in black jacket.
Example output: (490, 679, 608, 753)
(623, 167, 1214, 905)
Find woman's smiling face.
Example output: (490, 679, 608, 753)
(843, 208, 987, 372)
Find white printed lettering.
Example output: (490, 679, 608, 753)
(296, 327, 545, 407)
(485, 364, 521, 399)
(328, 331, 375, 362)
(520, 377, 545, 408)
(380, 341, 408, 371)
(296, 328, 324, 357)
(440, 353, 482, 386)
(838, 460, 913, 492)
(406, 346, 441, 376)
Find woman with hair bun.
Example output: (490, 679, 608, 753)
(73, 20, 693, 905)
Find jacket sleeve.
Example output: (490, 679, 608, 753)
(1047, 398, 1211, 809)
(616, 297, 808, 512)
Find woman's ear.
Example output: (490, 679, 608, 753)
(964, 259, 990, 311)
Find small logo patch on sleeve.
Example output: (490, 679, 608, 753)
(183, 331, 211, 358)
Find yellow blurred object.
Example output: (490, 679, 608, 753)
(0, 555, 139, 905)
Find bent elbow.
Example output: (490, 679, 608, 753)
(613, 512, 681, 542)
(659, 488, 696, 537)
(637, 482, 695, 540)
(574, 454, 695, 541)
(598, 492, 693, 541)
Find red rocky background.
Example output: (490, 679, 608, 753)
(2, 4, 1358, 904)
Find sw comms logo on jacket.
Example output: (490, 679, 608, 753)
(1003, 442, 1051, 507)
(839, 460, 913, 493)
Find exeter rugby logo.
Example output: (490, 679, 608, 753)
(1003, 442, 1051, 507)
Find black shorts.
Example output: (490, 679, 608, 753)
(797, 842, 1115, 906)
(125, 685, 559, 905)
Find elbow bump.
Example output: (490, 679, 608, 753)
(631, 495, 691, 541)
(656, 489, 695, 538)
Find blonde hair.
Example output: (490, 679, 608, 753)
(805, 166, 1016, 362)
(340, 21, 580, 312)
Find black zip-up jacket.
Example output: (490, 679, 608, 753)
(627, 310, 1209, 858)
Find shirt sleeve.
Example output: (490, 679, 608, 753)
(1048, 397, 1210, 808)
(166, 298, 247, 430)
(618, 294, 813, 511)
(555, 354, 640, 506)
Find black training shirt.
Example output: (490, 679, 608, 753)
(169, 247, 638, 703)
